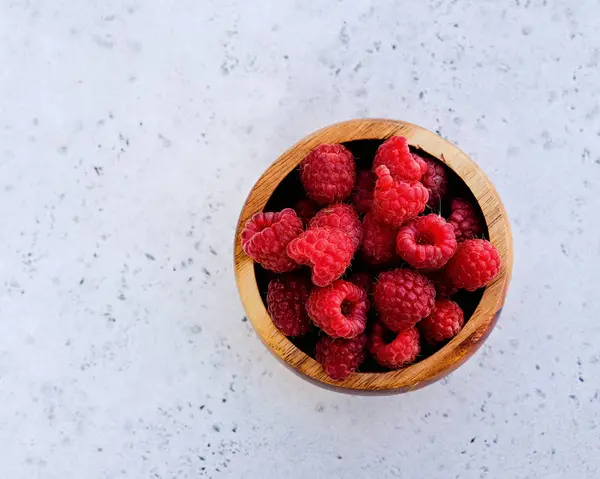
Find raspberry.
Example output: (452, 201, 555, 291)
(372, 136, 426, 182)
(372, 165, 428, 227)
(351, 170, 375, 215)
(241, 208, 303, 272)
(294, 198, 319, 226)
(300, 144, 356, 205)
(413, 154, 428, 175)
(368, 323, 420, 369)
(266, 274, 312, 337)
(306, 280, 368, 338)
(316, 334, 366, 380)
(286, 227, 354, 287)
(417, 155, 448, 209)
(445, 239, 500, 291)
(360, 212, 397, 265)
(426, 270, 458, 298)
(347, 272, 372, 295)
(308, 203, 363, 252)
(374, 269, 436, 332)
(448, 198, 484, 242)
(396, 214, 457, 270)
(419, 299, 464, 344)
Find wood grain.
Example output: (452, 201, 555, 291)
(234, 119, 513, 394)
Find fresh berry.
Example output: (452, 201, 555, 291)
(368, 323, 420, 369)
(417, 155, 448, 209)
(347, 272, 372, 295)
(426, 270, 458, 298)
(413, 154, 428, 175)
(241, 208, 303, 272)
(267, 275, 312, 337)
(306, 280, 368, 338)
(300, 144, 356, 205)
(360, 212, 397, 265)
(448, 198, 484, 242)
(372, 165, 428, 227)
(287, 227, 354, 287)
(445, 239, 500, 291)
(374, 269, 436, 332)
(294, 198, 319, 226)
(316, 334, 367, 380)
(309, 203, 363, 252)
(396, 214, 457, 270)
(372, 136, 427, 182)
(419, 299, 464, 344)
(351, 170, 375, 215)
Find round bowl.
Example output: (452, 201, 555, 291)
(234, 119, 513, 394)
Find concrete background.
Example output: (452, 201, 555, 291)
(1, 1, 599, 478)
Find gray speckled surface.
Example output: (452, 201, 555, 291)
(1, 1, 599, 478)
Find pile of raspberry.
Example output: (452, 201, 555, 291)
(241, 137, 500, 381)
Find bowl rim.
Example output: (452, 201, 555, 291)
(234, 118, 513, 393)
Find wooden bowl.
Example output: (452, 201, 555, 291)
(234, 119, 513, 394)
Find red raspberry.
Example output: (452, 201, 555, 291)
(426, 270, 458, 298)
(347, 272, 372, 295)
(372, 165, 428, 227)
(308, 203, 363, 252)
(396, 214, 457, 270)
(316, 334, 366, 380)
(306, 280, 368, 338)
(266, 274, 312, 337)
(294, 198, 319, 226)
(448, 198, 484, 242)
(445, 239, 501, 291)
(368, 323, 420, 369)
(417, 155, 448, 209)
(351, 170, 375, 215)
(419, 299, 464, 344)
(300, 144, 356, 205)
(241, 208, 303, 272)
(374, 269, 436, 332)
(372, 136, 426, 182)
(360, 212, 397, 265)
(286, 227, 354, 287)
(413, 154, 428, 175)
